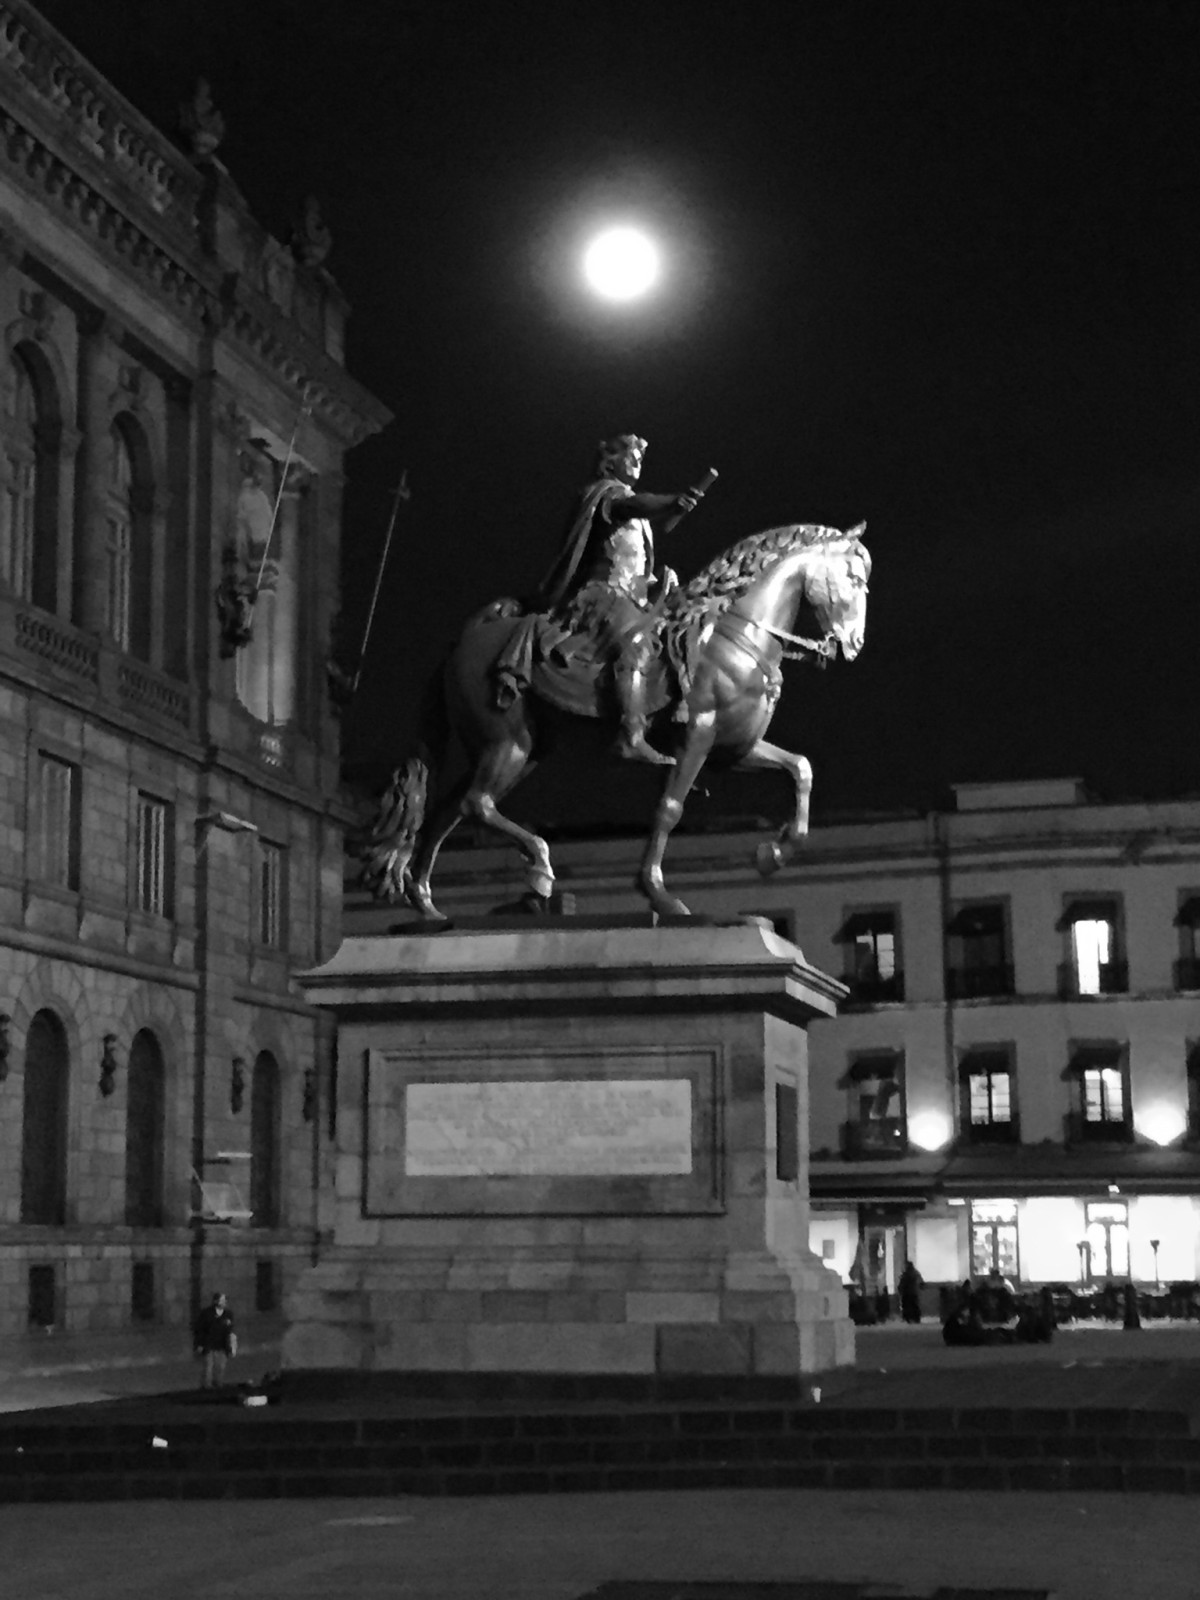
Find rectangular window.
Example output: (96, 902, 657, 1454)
(1083, 1065, 1124, 1124)
(37, 754, 80, 889)
(259, 841, 286, 947)
(1188, 1047, 1200, 1140)
(1067, 1044, 1130, 1143)
(28, 1263, 57, 1329)
(1174, 897, 1200, 991)
(837, 910, 903, 1002)
(842, 1052, 905, 1156)
(960, 1050, 1017, 1144)
(131, 1260, 157, 1322)
(946, 903, 1012, 998)
(1073, 919, 1110, 996)
(105, 510, 131, 649)
(255, 1258, 280, 1313)
(1059, 899, 1125, 996)
(136, 794, 174, 917)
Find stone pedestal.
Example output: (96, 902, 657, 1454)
(284, 920, 854, 1378)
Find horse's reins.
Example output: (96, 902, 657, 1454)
(720, 604, 837, 664)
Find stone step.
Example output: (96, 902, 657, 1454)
(2, 1398, 1198, 1501)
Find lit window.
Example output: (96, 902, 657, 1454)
(1083, 1065, 1124, 1124)
(1072, 919, 1111, 997)
(837, 910, 902, 1001)
(969, 1068, 1011, 1124)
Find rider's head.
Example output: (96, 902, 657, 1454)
(594, 434, 647, 485)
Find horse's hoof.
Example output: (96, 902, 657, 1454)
(652, 897, 691, 919)
(755, 840, 784, 877)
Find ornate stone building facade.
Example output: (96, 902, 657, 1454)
(0, 3, 388, 1351)
(346, 779, 1200, 1305)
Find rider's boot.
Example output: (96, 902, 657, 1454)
(613, 661, 674, 766)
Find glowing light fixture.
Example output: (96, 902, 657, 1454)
(583, 226, 660, 301)
(1136, 1105, 1187, 1147)
(907, 1111, 953, 1152)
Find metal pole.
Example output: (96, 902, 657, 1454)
(351, 471, 410, 696)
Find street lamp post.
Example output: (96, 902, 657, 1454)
(1150, 1238, 1161, 1292)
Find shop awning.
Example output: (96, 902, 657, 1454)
(834, 911, 890, 942)
(841, 1054, 901, 1084)
(1060, 1043, 1123, 1079)
(939, 1143, 1200, 1197)
(1055, 898, 1118, 931)
(946, 905, 1004, 936)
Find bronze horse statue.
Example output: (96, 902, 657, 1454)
(361, 520, 870, 920)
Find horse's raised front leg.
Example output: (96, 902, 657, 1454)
(408, 737, 552, 920)
(732, 738, 814, 877)
(637, 708, 718, 918)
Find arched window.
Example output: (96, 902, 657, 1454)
(3, 346, 58, 609)
(125, 1028, 165, 1227)
(250, 1050, 281, 1227)
(20, 1009, 69, 1225)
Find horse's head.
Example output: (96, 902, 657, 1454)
(805, 522, 870, 661)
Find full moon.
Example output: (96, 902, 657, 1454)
(582, 226, 660, 301)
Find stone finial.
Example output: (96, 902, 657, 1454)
(291, 195, 332, 268)
(179, 78, 225, 159)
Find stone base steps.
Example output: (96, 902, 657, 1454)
(3, 1387, 1199, 1501)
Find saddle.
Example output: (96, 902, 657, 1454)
(486, 604, 677, 721)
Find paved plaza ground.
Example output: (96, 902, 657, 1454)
(3, 1320, 1199, 1600)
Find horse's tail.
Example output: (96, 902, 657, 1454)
(357, 662, 450, 905)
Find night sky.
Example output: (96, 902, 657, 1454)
(36, 0, 1200, 826)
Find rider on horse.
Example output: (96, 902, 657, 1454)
(536, 434, 706, 765)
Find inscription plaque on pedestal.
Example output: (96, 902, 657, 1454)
(404, 1078, 693, 1177)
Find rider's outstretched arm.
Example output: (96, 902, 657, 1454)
(611, 490, 696, 524)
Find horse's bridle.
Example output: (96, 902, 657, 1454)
(721, 604, 837, 664)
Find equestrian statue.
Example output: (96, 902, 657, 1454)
(359, 433, 870, 920)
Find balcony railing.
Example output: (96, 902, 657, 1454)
(844, 972, 905, 1004)
(841, 1117, 907, 1159)
(946, 964, 1014, 1000)
(1063, 1110, 1132, 1146)
(1175, 957, 1200, 992)
(1057, 960, 1128, 999)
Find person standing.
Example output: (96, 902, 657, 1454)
(193, 1290, 237, 1390)
(898, 1259, 924, 1324)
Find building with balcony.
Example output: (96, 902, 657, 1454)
(345, 776, 1200, 1306)
(0, 3, 389, 1353)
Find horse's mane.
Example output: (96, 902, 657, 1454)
(666, 523, 849, 626)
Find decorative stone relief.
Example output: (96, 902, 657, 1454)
(291, 196, 331, 269)
(178, 78, 225, 160)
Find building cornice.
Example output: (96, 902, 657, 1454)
(0, 2, 391, 447)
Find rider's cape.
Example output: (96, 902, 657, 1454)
(536, 479, 632, 611)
